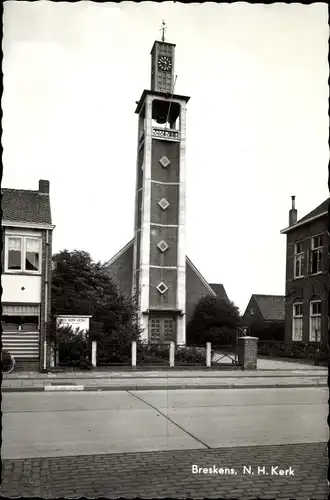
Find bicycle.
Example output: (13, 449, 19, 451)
(2, 350, 16, 374)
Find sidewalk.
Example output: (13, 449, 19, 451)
(2, 367, 327, 392)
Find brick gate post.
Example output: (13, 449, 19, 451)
(238, 336, 258, 370)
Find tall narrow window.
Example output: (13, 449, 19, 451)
(310, 301, 321, 342)
(8, 237, 22, 270)
(25, 238, 41, 272)
(294, 241, 304, 278)
(292, 303, 303, 341)
(311, 235, 323, 274)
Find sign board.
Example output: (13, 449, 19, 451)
(56, 315, 92, 334)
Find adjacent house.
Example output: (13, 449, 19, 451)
(1, 180, 55, 371)
(241, 294, 285, 340)
(280, 196, 329, 344)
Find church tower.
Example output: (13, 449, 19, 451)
(132, 24, 190, 345)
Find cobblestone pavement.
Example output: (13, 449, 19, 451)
(1, 442, 327, 499)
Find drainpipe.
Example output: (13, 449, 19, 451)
(43, 229, 49, 371)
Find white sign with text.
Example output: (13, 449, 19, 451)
(56, 315, 91, 333)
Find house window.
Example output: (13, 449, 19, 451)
(8, 237, 22, 270)
(294, 241, 304, 278)
(310, 301, 321, 342)
(311, 235, 323, 274)
(6, 236, 41, 273)
(25, 238, 40, 271)
(292, 302, 303, 341)
(250, 308, 255, 315)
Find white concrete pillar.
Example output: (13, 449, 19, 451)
(206, 342, 211, 367)
(43, 340, 47, 371)
(50, 344, 55, 368)
(140, 313, 149, 342)
(176, 103, 187, 344)
(91, 340, 97, 367)
(139, 96, 153, 342)
(169, 341, 175, 367)
(176, 316, 185, 345)
(131, 341, 137, 367)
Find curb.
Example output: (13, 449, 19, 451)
(4, 370, 327, 381)
(2, 382, 327, 392)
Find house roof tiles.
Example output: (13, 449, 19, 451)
(296, 198, 328, 225)
(2, 188, 52, 225)
(252, 294, 285, 321)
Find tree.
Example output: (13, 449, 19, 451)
(51, 250, 141, 343)
(187, 295, 240, 345)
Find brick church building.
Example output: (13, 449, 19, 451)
(105, 33, 228, 345)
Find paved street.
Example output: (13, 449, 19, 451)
(1, 387, 328, 498)
(1, 443, 327, 499)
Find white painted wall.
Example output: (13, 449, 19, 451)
(2, 274, 41, 303)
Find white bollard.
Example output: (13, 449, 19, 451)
(43, 341, 47, 371)
(50, 344, 55, 368)
(92, 340, 97, 367)
(169, 341, 175, 367)
(206, 342, 211, 367)
(131, 341, 137, 367)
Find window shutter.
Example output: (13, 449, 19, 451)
(306, 249, 310, 274)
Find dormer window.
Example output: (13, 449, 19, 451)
(5, 235, 41, 274)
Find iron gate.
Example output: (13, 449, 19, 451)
(211, 329, 243, 367)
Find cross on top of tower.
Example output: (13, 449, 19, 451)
(160, 20, 167, 42)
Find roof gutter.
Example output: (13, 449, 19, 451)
(280, 211, 327, 234)
(2, 220, 55, 230)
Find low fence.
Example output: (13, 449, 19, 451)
(52, 336, 329, 369)
(136, 342, 171, 367)
(72, 341, 241, 369)
(97, 341, 131, 366)
(92, 341, 241, 368)
(258, 340, 329, 365)
(175, 345, 207, 367)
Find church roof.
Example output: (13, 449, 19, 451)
(105, 239, 217, 298)
(251, 294, 285, 321)
(209, 283, 228, 301)
(1, 183, 52, 225)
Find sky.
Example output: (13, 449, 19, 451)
(2, 1, 329, 314)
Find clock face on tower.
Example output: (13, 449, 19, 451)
(158, 55, 172, 72)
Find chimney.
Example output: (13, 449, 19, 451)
(289, 195, 297, 226)
(39, 179, 50, 195)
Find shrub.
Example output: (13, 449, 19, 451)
(136, 343, 170, 365)
(175, 345, 206, 365)
(52, 325, 92, 369)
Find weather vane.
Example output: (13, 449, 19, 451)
(160, 20, 167, 42)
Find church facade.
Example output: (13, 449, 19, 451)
(105, 35, 227, 345)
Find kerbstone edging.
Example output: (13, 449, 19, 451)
(1, 380, 327, 392)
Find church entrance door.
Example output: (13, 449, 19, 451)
(149, 316, 176, 344)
